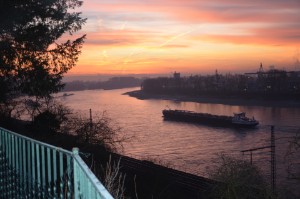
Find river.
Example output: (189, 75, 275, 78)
(58, 87, 300, 194)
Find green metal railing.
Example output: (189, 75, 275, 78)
(0, 127, 113, 199)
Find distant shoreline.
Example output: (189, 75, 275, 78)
(124, 90, 300, 108)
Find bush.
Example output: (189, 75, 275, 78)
(207, 154, 273, 199)
(57, 110, 129, 152)
(70, 114, 125, 152)
(33, 110, 61, 134)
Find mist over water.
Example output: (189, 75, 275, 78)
(58, 87, 300, 193)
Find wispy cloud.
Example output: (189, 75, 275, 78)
(72, 0, 300, 74)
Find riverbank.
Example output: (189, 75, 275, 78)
(124, 90, 300, 108)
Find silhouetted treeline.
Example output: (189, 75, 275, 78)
(141, 70, 300, 100)
(63, 76, 142, 91)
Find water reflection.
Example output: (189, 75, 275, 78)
(59, 88, 300, 194)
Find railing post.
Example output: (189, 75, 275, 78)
(73, 148, 80, 199)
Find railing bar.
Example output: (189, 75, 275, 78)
(0, 130, 2, 198)
(12, 135, 15, 171)
(8, 133, 12, 197)
(27, 140, 32, 198)
(76, 166, 80, 198)
(5, 132, 8, 164)
(12, 134, 16, 198)
(0, 129, 3, 146)
(2, 128, 5, 145)
(19, 137, 23, 190)
(96, 188, 100, 199)
(11, 134, 14, 197)
(0, 129, 2, 144)
(3, 131, 7, 199)
(31, 141, 36, 199)
(1, 130, 3, 149)
(41, 145, 46, 198)
(47, 147, 52, 196)
(15, 135, 18, 197)
(9, 134, 12, 167)
(22, 139, 26, 194)
(0, 129, 5, 154)
(3, 129, 6, 151)
(83, 171, 87, 199)
(18, 135, 23, 187)
(2, 130, 4, 151)
(59, 152, 63, 199)
(87, 180, 91, 199)
(15, 137, 20, 180)
(91, 181, 96, 199)
(0, 129, 1, 149)
(53, 149, 57, 198)
(36, 143, 41, 198)
(80, 168, 84, 199)
(66, 155, 72, 199)
(73, 161, 79, 199)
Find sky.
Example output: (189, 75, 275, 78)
(68, 0, 300, 75)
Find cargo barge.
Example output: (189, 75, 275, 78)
(162, 109, 259, 127)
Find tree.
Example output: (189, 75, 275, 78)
(70, 113, 125, 152)
(0, 0, 86, 104)
(32, 100, 72, 134)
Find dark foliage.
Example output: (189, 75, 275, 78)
(71, 115, 125, 152)
(208, 154, 273, 199)
(0, 0, 86, 103)
(33, 110, 60, 133)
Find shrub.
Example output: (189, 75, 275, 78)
(33, 110, 60, 134)
(207, 154, 273, 199)
(102, 156, 126, 199)
(66, 112, 127, 152)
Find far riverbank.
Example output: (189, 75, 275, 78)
(124, 90, 300, 108)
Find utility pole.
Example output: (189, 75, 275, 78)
(85, 108, 93, 143)
(89, 108, 93, 124)
(240, 125, 276, 194)
(271, 125, 276, 195)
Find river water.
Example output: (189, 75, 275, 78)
(58, 88, 300, 194)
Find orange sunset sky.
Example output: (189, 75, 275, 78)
(68, 0, 300, 75)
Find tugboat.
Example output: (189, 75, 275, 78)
(162, 109, 259, 128)
(231, 112, 259, 127)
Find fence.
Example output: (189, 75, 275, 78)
(0, 127, 113, 199)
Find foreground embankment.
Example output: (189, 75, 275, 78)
(2, 119, 214, 199)
(124, 90, 300, 108)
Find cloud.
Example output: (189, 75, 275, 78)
(73, 0, 300, 74)
(161, 44, 189, 48)
(192, 23, 300, 46)
(83, 29, 161, 46)
(82, 0, 300, 24)
(81, 0, 300, 45)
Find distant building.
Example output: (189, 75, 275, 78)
(173, 71, 180, 79)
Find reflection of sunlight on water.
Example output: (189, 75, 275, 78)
(59, 88, 300, 195)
